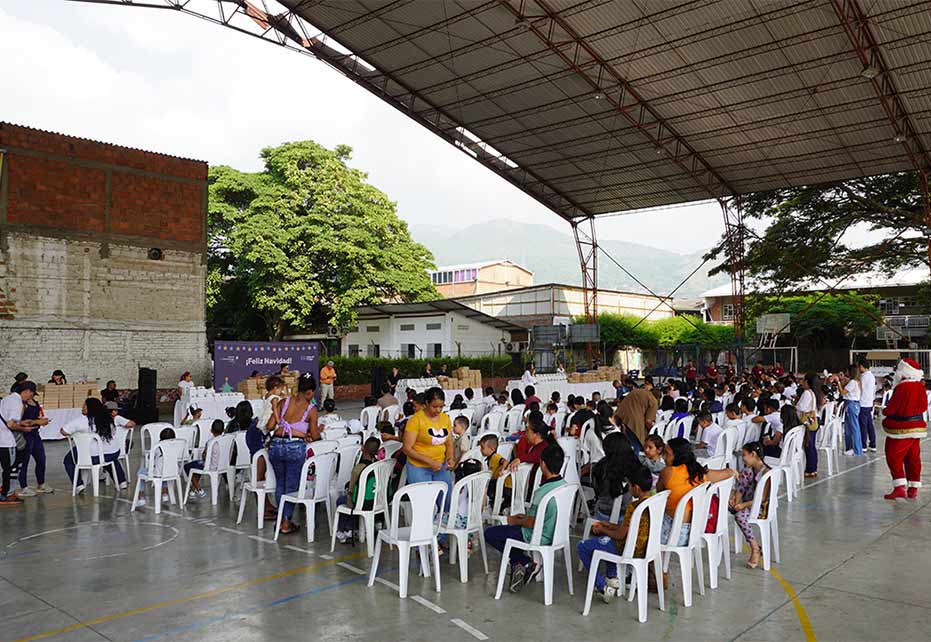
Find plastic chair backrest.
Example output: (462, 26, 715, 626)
(381, 405, 400, 423)
(510, 464, 534, 514)
(298, 452, 337, 500)
(72, 432, 104, 465)
(778, 426, 804, 465)
(152, 439, 186, 479)
(351, 459, 393, 512)
(667, 417, 690, 441)
(751, 468, 780, 520)
(553, 410, 567, 436)
(192, 419, 216, 446)
(309, 440, 338, 455)
(249, 448, 269, 486)
(622, 490, 669, 558)
(454, 408, 474, 425)
(382, 441, 404, 459)
(667, 482, 708, 549)
(497, 442, 514, 461)
(703, 455, 726, 470)
(360, 407, 380, 431)
(480, 412, 501, 433)
(526, 483, 578, 547)
(174, 425, 197, 452)
(707, 477, 735, 536)
(743, 421, 761, 444)
(337, 435, 362, 448)
(564, 411, 577, 433)
(557, 436, 580, 485)
(606, 493, 624, 523)
(142, 422, 172, 452)
(232, 431, 252, 467)
(504, 405, 525, 432)
(334, 445, 360, 490)
(445, 471, 491, 530)
(116, 426, 132, 458)
(216, 433, 236, 469)
(389, 481, 446, 542)
(461, 446, 485, 468)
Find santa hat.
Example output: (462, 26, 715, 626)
(893, 358, 924, 387)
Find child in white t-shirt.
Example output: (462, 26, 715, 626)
(134, 426, 176, 509)
(184, 420, 225, 499)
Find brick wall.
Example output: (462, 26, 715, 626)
(0, 123, 209, 389)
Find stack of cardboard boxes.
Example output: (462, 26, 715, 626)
(38, 382, 100, 410)
(237, 372, 300, 400)
(567, 367, 623, 384)
(438, 367, 483, 391)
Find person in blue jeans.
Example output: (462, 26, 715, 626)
(61, 398, 127, 491)
(842, 366, 863, 456)
(267, 373, 319, 535)
(402, 387, 455, 512)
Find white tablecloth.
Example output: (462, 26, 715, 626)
(39, 408, 84, 440)
(173, 390, 246, 426)
(506, 380, 615, 402)
(395, 378, 438, 400)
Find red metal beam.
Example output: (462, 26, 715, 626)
(498, 0, 738, 201)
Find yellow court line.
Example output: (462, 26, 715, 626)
(15, 551, 365, 642)
(769, 567, 817, 642)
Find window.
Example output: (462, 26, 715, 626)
(348, 325, 359, 333)
(400, 343, 417, 358)
(722, 303, 735, 321)
(879, 296, 918, 315)
(400, 323, 415, 331)
(348, 344, 360, 357)
(366, 325, 379, 333)
(428, 343, 442, 358)
(457, 324, 469, 331)
(426, 322, 442, 331)
(366, 344, 380, 358)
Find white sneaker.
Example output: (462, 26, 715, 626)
(119, 482, 128, 490)
(75, 484, 86, 494)
(606, 577, 621, 590)
(868, 447, 877, 453)
(599, 585, 617, 604)
(17, 487, 37, 497)
(844, 450, 855, 456)
(37, 484, 54, 494)
(134, 498, 147, 509)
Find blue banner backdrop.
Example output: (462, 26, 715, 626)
(214, 341, 320, 391)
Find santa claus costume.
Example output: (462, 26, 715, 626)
(882, 358, 927, 500)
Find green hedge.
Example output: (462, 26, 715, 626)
(329, 356, 520, 385)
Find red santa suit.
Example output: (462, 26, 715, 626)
(882, 358, 927, 500)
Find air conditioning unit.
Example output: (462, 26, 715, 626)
(326, 325, 341, 339)
(505, 341, 527, 354)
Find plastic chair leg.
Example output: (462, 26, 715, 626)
(479, 531, 489, 575)
(432, 540, 442, 593)
(694, 545, 705, 596)
(227, 471, 235, 502)
(368, 535, 384, 589)
(636, 562, 649, 623)
(457, 534, 469, 583)
(397, 542, 410, 598)
(679, 551, 693, 607)
(771, 521, 781, 563)
(330, 510, 339, 553)
(494, 541, 513, 599)
(210, 475, 219, 505)
(364, 513, 376, 558)
(722, 534, 732, 581)
(759, 526, 771, 571)
(306, 503, 315, 544)
(183, 473, 193, 506)
(654, 559, 666, 612)
(542, 550, 555, 606)
(707, 539, 719, 590)
(581, 554, 599, 616)
(91, 466, 100, 497)
(237, 486, 247, 525)
(256, 491, 266, 529)
(273, 501, 286, 541)
(564, 547, 574, 595)
(154, 480, 163, 514)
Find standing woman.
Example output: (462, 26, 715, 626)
(16, 388, 52, 496)
(797, 374, 824, 478)
(266, 373, 320, 535)
(402, 387, 454, 507)
(842, 365, 863, 456)
(177, 371, 194, 398)
(61, 398, 127, 492)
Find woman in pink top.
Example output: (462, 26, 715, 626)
(266, 373, 320, 534)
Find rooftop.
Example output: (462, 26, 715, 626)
(354, 299, 527, 332)
(429, 259, 533, 274)
(701, 268, 928, 298)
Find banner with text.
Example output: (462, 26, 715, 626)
(214, 341, 320, 391)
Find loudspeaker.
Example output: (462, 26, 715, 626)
(371, 365, 385, 398)
(129, 367, 158, 424)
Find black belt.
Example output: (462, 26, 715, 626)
(886, 414, 924, 422)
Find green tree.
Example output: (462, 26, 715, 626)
(708, 173, 929, 289)
(587, 314, 735, 355)
(208, 141, 437, 340)
(746, 292, 882, 347)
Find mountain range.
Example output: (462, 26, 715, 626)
(410, 219, 728, 298)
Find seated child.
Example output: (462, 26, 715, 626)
(544, 402, 559, 430)
(133, 426, 177, 508)
(184, 420, 225, 499)
(395, 401, 415, 433)
(697, 410, 723, 457)
(639, 434, 666, 485)
(335, 437, 380, 544)
(481, 433, 508, 502)
(181, 406, 203, 425)
(576, 465, 654, 603)
(451, 416, 471, 466)
(484, 442, 566, 592)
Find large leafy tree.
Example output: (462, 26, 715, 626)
(208, 141, 437, 340)
(709, 172, 929, 290)
(746, 293, 882, 348)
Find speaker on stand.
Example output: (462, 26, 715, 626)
(130, 367, 158, 425)
(370, 365, 385, 398)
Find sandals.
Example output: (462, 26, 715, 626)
(746, 548, 761, 569)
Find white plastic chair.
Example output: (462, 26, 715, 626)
(331, 459, 394, 557)
(732, 468, 781, 570)
(661, 482, 710, 607)
(330, 445, 362, 508)
(368, 481, 447, 599)
(578, 493, 624, 571)
(493, 483, 579, 606)
(497, 442, 514, 461)
(237, 449, 276, 529)
(480, 411, 504, 434)
(140, 422, 173, 458)
(70, 432, 120, 497)
(382, 440, 404, 459)
(359, 407, 380, 432)
(310, 440, 339, 455)
(503, 405, 525, 433)
(817, 416, 841, 475)
(438, 471, 491, 583)
(337, 435, 362, 448)
(582, 490, 670, 621)
(453, 408, 474, 426)
(764, 426, 804, 502)
(132, 439, 186, 514)
(174, 425, 199, 461)
(665, 417, 690, 442)
(460, 446, 486, 469)
(183, 433, 236, 505)
(115, 426, 133, 481)
(275, 452, 337, 543)
(232, 431, 253, 474)
(380, 404, 400, 423)
(702, 476, 734, 589)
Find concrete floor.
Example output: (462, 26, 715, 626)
(2, 433, 930, 642)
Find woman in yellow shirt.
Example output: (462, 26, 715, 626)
(402, 387, 455, 508)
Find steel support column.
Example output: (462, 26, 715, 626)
(720, 198, 746, 369)
(573, 217, 598, 366)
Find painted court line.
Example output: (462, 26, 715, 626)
(319, 553, 334, 559)
(769, 567, 817, 642)
(411, 594, 446, 614)
(285, 545, 314, 555)
(450, 618, 489, 640)
(249, 535, 277, 545)
(219, 527, 243, 536)
(337, 562, 366, 575)
(15, 552, 365, 642)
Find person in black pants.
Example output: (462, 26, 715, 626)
(16, 392, 52, 496)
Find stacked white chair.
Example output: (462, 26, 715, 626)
(275, 451, 337, 543)
(367, 481, 447, 599)
(732, 468, 781, 570)
(438, 471, 491, 583)
(702, 476, 735, 589)
(237, 449, 276, 529)
(493, 483, 579, 606)
(582, 490, 670, 621)
(661, 482, 710, 608)
(331, 459, 394, 556)
(132, 438, 186, 514)
(184, 433, 236, 505)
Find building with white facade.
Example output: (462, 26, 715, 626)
(341, 300, 526, 359)
(429, 259, 533, 298)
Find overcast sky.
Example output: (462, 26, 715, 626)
(1, 0, 728, 254)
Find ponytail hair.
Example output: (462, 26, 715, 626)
(85, 397, 114, 442)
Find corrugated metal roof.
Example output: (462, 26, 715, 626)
(279, 0, 929, 220)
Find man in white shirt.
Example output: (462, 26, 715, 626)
(858, 360, 877, 452)
(1, 381, 39, 503)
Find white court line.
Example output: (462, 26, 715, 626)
(249, 535, 277, 545)
(285, 545, 315, 555)
(319, 554, 334, 559)
(450, 618, 489, 640)
(411, 595, 446, 614)
(337, 562, 366, 574)
(375, 577, 400, 591)
(219, 527, 243, 536)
